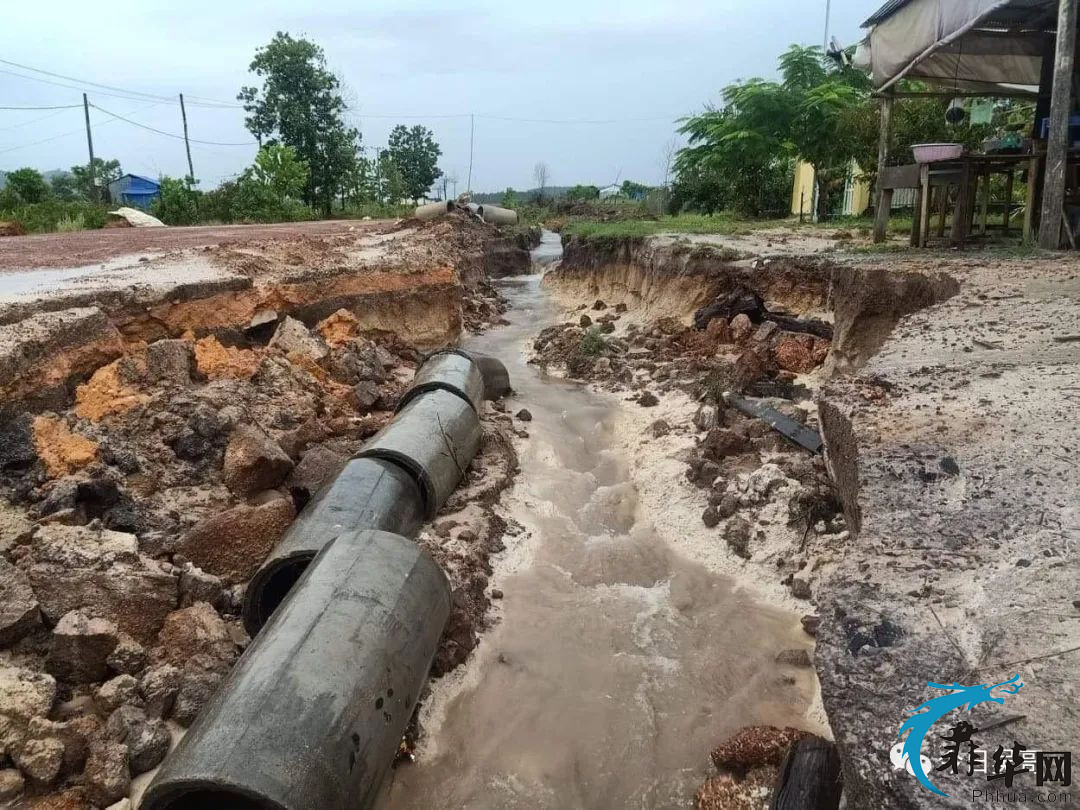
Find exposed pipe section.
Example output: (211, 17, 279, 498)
(241, 457, 424, 635)
(432, 348, 512, 400)
(476, 204, 518, 225)
(357, 388, 482, 520)
(142, 529, 451, 810)
(398, 351, 485, 414)
(413, 201, 455, 220)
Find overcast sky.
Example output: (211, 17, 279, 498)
(1, 0, 874, 192)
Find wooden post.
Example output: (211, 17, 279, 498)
(1039, 0, 1078, 249)
(1025, 154, 1041, 242)
(980, 171, 992, 234)
(937, 186, 948, 236)
(179, 93, 195, 182)
(1003, 169, 1015, 235)
(873, 94, 894, 243)
(918, 164, 931, 246)
(82, 93, 96, 202)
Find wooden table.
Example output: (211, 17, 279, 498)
(878, 153, 1040, 247)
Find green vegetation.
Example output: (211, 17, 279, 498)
(387, 125, 442, 202)
(55, 213, 86, 233)
(0, 158, 122, 232)
(579, 327, 611, 356)
(560, 212, 913, 240)
(0, 200, 111, 233)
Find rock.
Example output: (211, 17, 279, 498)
(138, 665, 180, 719)
(751, 321, 779, 344)
(0, 557, 39, 647)
(729, 313, 753, 343)
(772, 333, 826, 374)
(106, 800, 133, 810)
(0, 768, 24, 802)
(144, 340, 194, 385)
(695, 460, 722, 488)
(724, 518, 752, 559)
(83, 741, 129, 807)
(711, 726, 808, 771)
(222, 425, 293, 497)
(268, 316, 329, 362)
(790, 577, 812, 600)
(153, 603, 236, 669)
(178, 564, 224, 609)
(94, 675, 141, 716)
(25, 714, 99, 775)
(579, 314, 592, 328)
(316, 309, 359, 347)
(178, 494, 295, 583)
(14, 736, 64, 784)
(717, 494, 739, 519)
(638, 391, 659, 407)
(491, 588, 504, 599)
(30, 787, 94, 809)
(702, 506, 721, 528)
(800, 614, 820, 637)
(352, 380, 382, 411)
(693, 403, 721, 432)
(705, 317, 731, 343)
(701, 428, 749, 461)
(104, 705, 169, 775)
(25, 525, 177, 645)
(286, 446, 348, 506)
(0, 666, 56, 756)
(328, 340, 386, 386)
(614, 303, 628, 313)
(776, 648, 812, 667)
(592, 300, 607, 311)
(47, 612, 119, 684)
(515, 408, 533, 422)
(172, 665, 225, 727)
(599, 321, 615, 334)
(0, 500, 33, 554)
(106, 635, 147, 677)
(650, 419, 671, 438)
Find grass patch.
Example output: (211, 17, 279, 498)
(0, 201, 111, 233)
(579, 327, 610, 356)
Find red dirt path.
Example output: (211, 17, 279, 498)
(0, 219, 391, 272)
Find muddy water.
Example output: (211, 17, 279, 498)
(383, 240, 815, 809)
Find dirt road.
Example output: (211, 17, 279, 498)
(0, 218, 391, 272)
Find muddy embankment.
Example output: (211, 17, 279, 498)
(542, 232, 971, 807)
(0, 212, 528, 808)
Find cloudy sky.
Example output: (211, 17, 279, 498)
(1, 0, 874, 192)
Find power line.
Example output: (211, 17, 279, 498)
(0, 107, 72, 133)
(0, 104, 81, 110)
(89, 103, 256, 147)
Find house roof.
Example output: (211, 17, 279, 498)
(111, 173, 160, 187)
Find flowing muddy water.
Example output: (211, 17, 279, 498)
(382, 237, 817, 808)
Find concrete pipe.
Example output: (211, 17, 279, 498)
(241, 457, 425, 636)
(477, 204, 518, 225)
(429, 348, 512, 400)
(398, 351, 485, 415)
(357, 388, 481, 519)
(414, 201, 455, 220)
(141, 528, 451, 810)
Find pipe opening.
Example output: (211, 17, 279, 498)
(252, 556, 313, 628)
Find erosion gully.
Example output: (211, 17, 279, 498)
(382, 232, 816, 809)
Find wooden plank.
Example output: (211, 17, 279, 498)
(1039, 0, 1078, 249)
(880, 164, 921, 190)
(873, 95, 893, 244)
(918, 164, 932, 247)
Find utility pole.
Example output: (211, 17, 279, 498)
(824, 0, 832, 51)
(467, 113, 475, 195)
(82, 93, 96, 202)
(179, 93, 195, 182)
(1039, 0, 1078, 249)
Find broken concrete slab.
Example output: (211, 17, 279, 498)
(0, 557, 39, 647)
(46, 611, 120, 684)
(177, 493, 295, 583)
(222, 424, 293, 496)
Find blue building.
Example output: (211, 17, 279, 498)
(107, 174, 160, 208)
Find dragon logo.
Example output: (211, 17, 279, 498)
(898, 674, 1024, 797)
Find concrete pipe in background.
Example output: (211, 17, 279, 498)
(430, 348, 512, 400)
(241, 458, 425, 636)
(398, 351, 485, 414)
(142, 529, 451, 810)
(357, 388, 481, 519)
(414, 201, 455, 220)
(476, 204, 519, 225)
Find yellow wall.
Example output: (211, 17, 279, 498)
(791, 161, 816, 216)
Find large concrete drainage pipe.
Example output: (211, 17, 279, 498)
(414, 201, 455, 220)
(357, 388, 482, 519)
(398, 351, 486, 414)
(142, 529, 451, 810)
(242, 457, 425, 636)
(430, 348, 512, 400)
(476, 204, 518, 225)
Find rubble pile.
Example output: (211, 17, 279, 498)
(0, 306, 513, 807)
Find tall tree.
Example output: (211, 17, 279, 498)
(238, 32, 360, 216)
(5, 168, 50, 204)
(70, 158, 122, 201)
(386, 125, 443, 202)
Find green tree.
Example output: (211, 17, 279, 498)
(677, 45, 868, 218)
(375, 152, 406, 204)
(49, 172, 81, 202)
(566, 184, 599, 201)
(5, 168, 51, 204)
(620, 180, 649, 200)
(151, 177, 201, 225)
(70, 158, 122, 201)
(501, 187, 521, 207)
(238, 32, 360, 216)
(386, 125, 443, 201)
(248, 144, 309, 202)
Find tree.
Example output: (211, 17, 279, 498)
(5, 168, 51, 204)
(676, 45, 868, 218)
(533, 162, 550, 202)
(566, 184, 599, 201)
(386, 125, 442, 202)
(238, 32, 360, 216)
(248, 144, 309, 202)
(50, 172, 81, 202)
(70, 158, 122, 201)
(375, 152, 406, 204)
(620, 180, 649, 200)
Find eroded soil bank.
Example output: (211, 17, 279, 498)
(383, 267, 823, 809)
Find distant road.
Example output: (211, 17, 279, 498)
(0, 219, 393, 272)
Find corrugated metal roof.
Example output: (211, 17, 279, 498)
(865, 0, 1056, 29)
(863, 0, 914, 27)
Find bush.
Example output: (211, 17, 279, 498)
(0, 200, 110, 233)
(580, 326, 610, 356)
(151, 177, 201, 225)
(55, 213, 86, 232)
